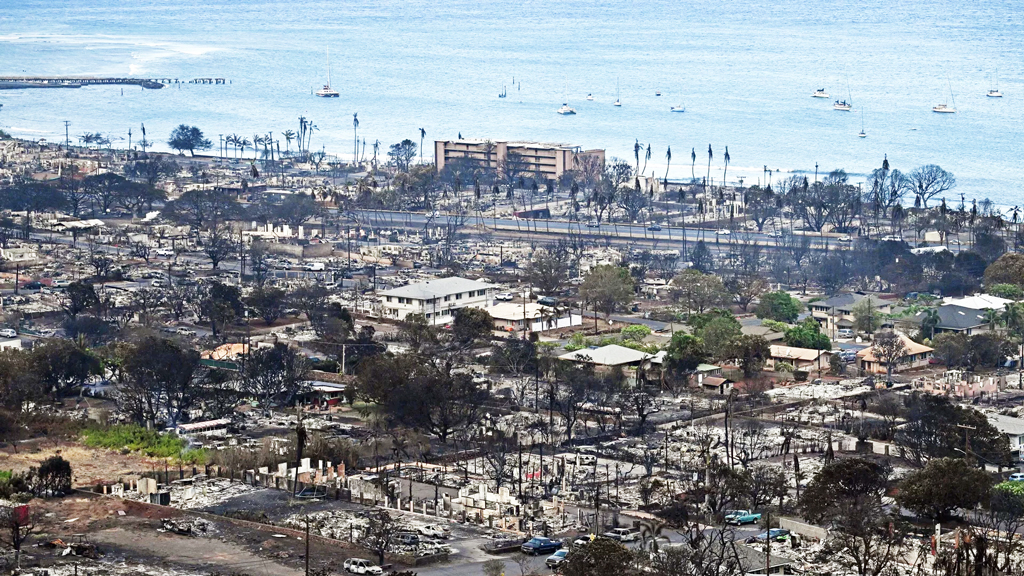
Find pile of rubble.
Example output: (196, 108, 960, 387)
(158, 517, 213, 537)
(126, 477, 263, 510)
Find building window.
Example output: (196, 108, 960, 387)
(386, 296, 393, 303)
(455, 293, 462, 300)
(444, 295, 450, 302)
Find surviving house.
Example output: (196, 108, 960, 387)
(379, 276, 496, 325)
(810, 292, 892, 335)
(856, 333, 933, 374)
(768, 345, 833, 371)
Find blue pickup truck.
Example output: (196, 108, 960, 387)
(724, 510, 762, 526)
(522, 537, 562, 555)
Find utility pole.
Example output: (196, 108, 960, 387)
(765, 511, 771, 574)
(63, 120, 71, 149)
(957, 423, 976, 465)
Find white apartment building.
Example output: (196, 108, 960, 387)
(379, 277, 497, 325)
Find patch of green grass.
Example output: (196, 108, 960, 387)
(82, 425, 186, 458)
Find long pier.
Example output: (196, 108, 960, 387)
(0, 76, 229, 90)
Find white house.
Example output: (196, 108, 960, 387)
(986, 412, 1024, 463)
(379, 277, 497, 325)
(486, 302, 581, 333)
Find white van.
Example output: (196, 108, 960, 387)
(305, 262, 326, 272)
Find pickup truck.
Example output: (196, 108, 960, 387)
(522, 537, 561, 555)
(724, 510, 762, 525)
(602, 527, 639, 542)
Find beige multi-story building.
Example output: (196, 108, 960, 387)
(434, 139, 605, 181)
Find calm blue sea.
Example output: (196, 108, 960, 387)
(1, 0, 1022, 206)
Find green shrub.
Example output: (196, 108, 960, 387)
(82, 425, 186, 458)
(564, 333, 590, 352)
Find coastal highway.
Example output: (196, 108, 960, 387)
(345, 208, 855, 251)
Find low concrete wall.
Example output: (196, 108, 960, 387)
(779, 516, 828, 541)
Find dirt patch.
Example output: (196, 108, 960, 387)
(0, 440, 165, 487)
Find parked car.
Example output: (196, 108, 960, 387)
(495, 292, 514, 301)
(724, 510, 762, 526)
(747, 529, 791, 543)
(0, 328, 16, 338)
(537, 296, 559, 307)
(522, 537, 562, 555)
(342, 558, 383, 575)
(417, 524, 450, 539)
(766, 230, 784, 238)
(175, 327, 196, 336)
(392, 532, 420, 546)
(602, 527, 639, 542)
(586, 220, 600, 228)
(715, 229, 731, 236)
(647, 224, 662, 231)
(837, 235, 852, 243)
(881, 234, 903, 242)
(837, 328, 855, 338)
(546, 549, 569, 569)
(1009, 472, 1024, 482)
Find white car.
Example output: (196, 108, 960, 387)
(715, 229, 731, 235)
(1009, 472, 1024, 482)
(603, 527, 639, 542)
(156, 248, 174, 257)
(0, 328, 16, 338)
(417, 524, 450, 539)
(495, 292, 514, 301)
(881, 234, 903, 242)
(837, 235, 852, 243)
(343, 558, 383, 575)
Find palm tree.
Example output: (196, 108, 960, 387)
(419, 127, 426, 165)
(238, 137, 251, 160)
(352, 113, 360, 166)
(723, 146, 731, 186)
(634, 139, 641, 174)
(984, 308, 1002, 332)
(664, 146, 672, 186)
(282, 130, 295, 153)
(704, 142, 712, 191)
(690, 147, 696, 182)
(252, 134, 264, 160)
(642, 143, 652, 176)
(922, 307, 940, 340)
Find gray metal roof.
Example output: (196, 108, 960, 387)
(379, 277, 497, 300)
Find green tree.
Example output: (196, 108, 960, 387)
(755, 290, 802, 323)
(895, 393, 1011, 467)
(989, 283, 1024, 301)
(801, 458, 905, 576)
(61, 281, 99, 319)
(451, 307, 493, 346)
(621, 324, 652, 342)
(580, 265, 634, 319)
(29, 339, 100, 396)
(561, 537, 634, 576)
(239, 343, 310, 409)
(732, 335, 771, 378)
(167, 124, 212, 156)
(696, 316, 741, 362)
(245, 286, 288, 326)
(896, 458, 993, 522)
(196, 281, 243, 337)
(931, 331, 969, 368)
(851, 299, 883, 334)
(784, 318, 831, 350)
(665, 333, 708, 387)
(387, 139, 417, 172)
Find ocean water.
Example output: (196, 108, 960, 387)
(0, 0, 1022, 206)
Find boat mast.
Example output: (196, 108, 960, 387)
(327, 46, 331, 88)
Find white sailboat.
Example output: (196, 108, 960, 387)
(613, 78, 621, 107)
(987, 71, 1003, 97)
(586, 93, 594, 101)
(812, 88, 829, 98)
(557, 83, 576, 115)
(670, 102, 685, 112)
(315, 46, 339, 98)
(933, 77, 957, 113)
